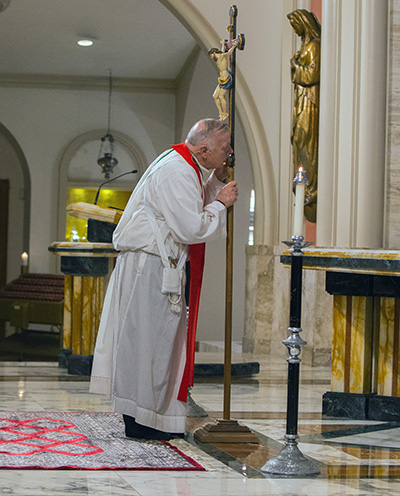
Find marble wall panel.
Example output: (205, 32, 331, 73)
(302, 268, 333, 366)
(72, 276, 82, 354)
(386, 2, 400, 248)
(378, 297, 395, 396)
(331, 295, 347, 392)
(93, 277, 104, 351)
(243, 244, 276, 354)
(244, 244, 333, 366)
(349, 297, 372, 394)
(330, 296, 373, 394)
(81, 277, 95, 355)
(63, 274, 72, 349)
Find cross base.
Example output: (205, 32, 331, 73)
(193, 419, 259, 443)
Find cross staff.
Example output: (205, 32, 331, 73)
(219, 5, 245, 422)
(194, 6, 256, 443)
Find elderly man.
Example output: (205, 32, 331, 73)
(90, 118, 239, 440)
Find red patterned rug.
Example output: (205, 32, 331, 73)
(0, 412, 205, 470)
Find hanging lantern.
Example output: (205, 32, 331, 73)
(97, 70, 118, 179)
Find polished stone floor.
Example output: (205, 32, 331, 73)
(0, 347, 399, 495)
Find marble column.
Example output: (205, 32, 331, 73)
(317, 0, 387, 248)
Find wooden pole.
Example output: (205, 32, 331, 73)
(194, 6, 255, 443)
(223, 165, 234, 419)
(223, 4, 237, 422)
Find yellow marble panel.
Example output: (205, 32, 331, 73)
(396, 350, 400, 398)
(92, 277, 104, 351)
(71, 276, 83, 355)
(327, 465, 362, 477)
(378, 297, 395, 396)
(331, 295, 347, 391)
(349, 297, 372, 394)
(331, 296, 373, 393)
(89, 279, 97, 354)
(61, 274, 106, 356)
(81, 277, 96, 356)
(303, 248, 400, 261)
(342, 446, 400, 460)
(63, 275, 72, 349)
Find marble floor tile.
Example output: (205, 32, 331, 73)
(364, 478, 400, 493)
(117, 472, 382, 496)
(0, 471, 141, 496)
(0, 349, 398, 495)
(328, 427, 400, 449)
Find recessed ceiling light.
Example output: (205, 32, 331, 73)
(77, 39, 94, 47)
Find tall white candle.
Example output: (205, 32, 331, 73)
(21, 252, 28, 266)
(293, 167, 307, 237)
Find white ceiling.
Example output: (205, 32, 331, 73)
(0, 0, 197, 79)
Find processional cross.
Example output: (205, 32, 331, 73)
(209, 9, 245, 124)
(194, 6, 257, 444)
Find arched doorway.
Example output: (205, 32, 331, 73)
(0, 124, 30, 287)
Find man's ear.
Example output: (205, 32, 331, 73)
(199, 145, 209, 160)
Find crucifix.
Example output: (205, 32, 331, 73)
(194, 5, 256, 444)
(209, 9, 245, 123)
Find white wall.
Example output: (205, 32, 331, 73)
(0, 85, 175, 276)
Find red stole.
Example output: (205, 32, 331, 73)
(171, 143, 206, 402)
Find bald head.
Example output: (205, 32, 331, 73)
(185, 118, 232, 171)
(186, 119, 229, 149)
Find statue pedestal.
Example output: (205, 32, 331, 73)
(49, 242, 118, 375)
(281, 248, 400, 421)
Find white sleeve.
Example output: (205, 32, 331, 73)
(204, 170, 226, 205)
(151, 164, 226, 244)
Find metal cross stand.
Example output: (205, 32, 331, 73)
(262, 169, 320, 476)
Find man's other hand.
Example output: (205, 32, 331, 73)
(216, 181, 239, 208)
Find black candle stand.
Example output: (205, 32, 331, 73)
(261, 235, 320, 476)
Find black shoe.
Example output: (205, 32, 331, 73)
(123, 415, 184, 441)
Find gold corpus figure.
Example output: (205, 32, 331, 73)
(288, 9, 321, 223)
(209, 40, 238, 121)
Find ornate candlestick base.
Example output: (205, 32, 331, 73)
(262, 435, 320, 476)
